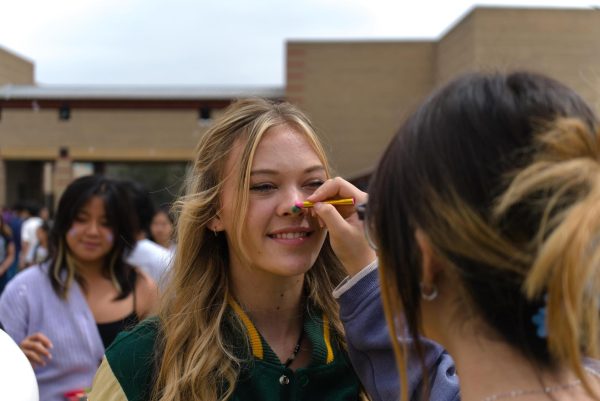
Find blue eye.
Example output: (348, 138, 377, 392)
(250, 183, 277, 192)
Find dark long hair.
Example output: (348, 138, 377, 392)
(48, 175, 136, 299)
(368, 71, 599, 399)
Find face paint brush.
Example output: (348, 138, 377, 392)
(291, 198, 355, 213)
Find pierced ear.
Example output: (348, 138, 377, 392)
(415, 229, 442, 286)
(207, 215, 222, 233)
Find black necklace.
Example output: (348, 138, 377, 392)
(283, 328, 304, 368)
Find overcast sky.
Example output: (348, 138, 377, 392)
(1, 0, 598, 86)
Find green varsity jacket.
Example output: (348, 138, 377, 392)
(89, 302, 361, 401)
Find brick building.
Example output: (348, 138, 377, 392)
(0, 50, 282, 207)
(1, 6, 599, 207)
(286, 7, 600, 184)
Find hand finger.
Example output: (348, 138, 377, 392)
(313, 203, 353, 238)
(308, 177, 367, 203)
(21, 334, 53, 359)
(29, 332, 53, 349)
(22, 349, 47, 367)
(22, 340, 53, 359)
(308, 178, 342, 200)
(314, 203, 376, 276)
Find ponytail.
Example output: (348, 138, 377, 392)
(495, 118, 600, 395)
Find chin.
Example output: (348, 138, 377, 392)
(281, 260, 316, 276)
(259, 260, 312, 278)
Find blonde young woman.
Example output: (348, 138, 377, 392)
(89, 99, 363, 401)
(308, 71, 600, 401)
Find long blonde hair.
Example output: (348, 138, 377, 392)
(368, 72, 600, 400)
(152, 98, 347, 401)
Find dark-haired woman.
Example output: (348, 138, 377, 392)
(310, 71, 600, 401)
(0, 175, 158, 401)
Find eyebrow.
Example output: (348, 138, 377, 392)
(76, 210, 107, 219)
(250, 165, 325, 176)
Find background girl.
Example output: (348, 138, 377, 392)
(149, 205, 175, 252)
(0, 175, 158, 401)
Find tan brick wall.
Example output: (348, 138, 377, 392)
(0, 108, 221, 161)
(470, 8, 600, 112)
(2, 7, 598, 186)
(0, 47, 34, 85)
(435, 10, 477, 86)
(289, 8, 600, 180)
(286, 41, 435, 178)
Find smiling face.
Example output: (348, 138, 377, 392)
(65, 195, 115, 267)
(217, 123, 328, 279)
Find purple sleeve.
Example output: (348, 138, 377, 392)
(0, 275, 30, 344)
(338, 268, 460, 401)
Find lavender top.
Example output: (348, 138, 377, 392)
(337, 266, 460, 401)
(0, 263, 104, 401)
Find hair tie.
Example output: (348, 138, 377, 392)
(531, 295, 548, 338)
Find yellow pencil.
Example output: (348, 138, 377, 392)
(292, 198, 355, 212)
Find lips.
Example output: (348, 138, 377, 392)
(268, 227, 312, 240)
(81, 241, 102, 248)
(271, 232, 309, 240)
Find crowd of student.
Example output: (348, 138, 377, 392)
(1, 70, 599, 401)
(0, 185, 175, 297)
(1, 203, 50, 295)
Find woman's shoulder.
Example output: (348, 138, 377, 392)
(106, 317, 160, 363)
(3, 264, 49, 292)
(132, 268, 159, 318)
(103, 318, 160, 395)
(0, 265, 53, 328)
(93, 318, 160, 401)
(133, 267, 158, 290)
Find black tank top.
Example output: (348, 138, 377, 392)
(96, 273, 140, 348)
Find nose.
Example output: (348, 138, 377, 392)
(85, 220, 101, 235)
(276, 186, 305, 217)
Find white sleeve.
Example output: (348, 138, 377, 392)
(332, 259, 378, 299)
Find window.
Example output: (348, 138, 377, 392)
(198, 107, 212, 124)
(59, 105, 71, 121)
